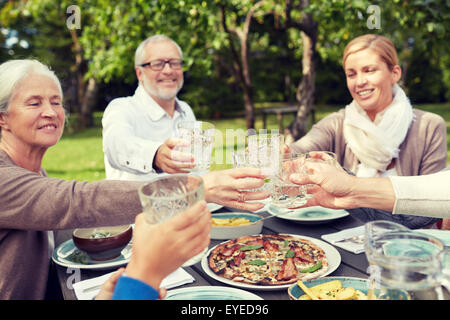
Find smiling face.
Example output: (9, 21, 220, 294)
(344, 48, 401, 121)
(0, 73, 65, 152)
(135, 40, 184, 105)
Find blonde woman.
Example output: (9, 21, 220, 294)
(290, 34, 447, 229)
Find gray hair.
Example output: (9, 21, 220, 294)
(0, 59, 63, 137)
(134, 35, 183, 67)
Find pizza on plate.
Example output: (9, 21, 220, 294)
(208, 234, 328, 286)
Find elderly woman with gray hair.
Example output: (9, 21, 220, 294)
(0, 59, 268, 299)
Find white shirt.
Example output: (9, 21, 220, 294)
(102, 85, 196, 181)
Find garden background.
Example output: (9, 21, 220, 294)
(1, 0, 448, 181)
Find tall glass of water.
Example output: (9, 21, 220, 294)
(175, 121, 215, 175)
(138, 174, 208, 266)
(270, 153, 307, 209)
(247, 132, 284, 176)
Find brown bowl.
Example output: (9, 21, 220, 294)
(72, 225, 132, 261)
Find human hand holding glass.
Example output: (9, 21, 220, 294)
(232, 150, 271, 195)
(138, 174, 209, 266)
(174, 121, 215, 174)
(123, 203, 210, 292)
(154, 137, 195, 174)
(301, 151, 339, 199)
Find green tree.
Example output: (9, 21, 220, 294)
(269, 0, 449, 141)
(1, 0, 218, 128)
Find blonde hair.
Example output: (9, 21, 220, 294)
(342, 34, 398, 71)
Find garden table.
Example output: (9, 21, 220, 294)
(54, 207, 369, 300)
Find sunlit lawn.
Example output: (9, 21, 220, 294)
(42, 103, 450, 181)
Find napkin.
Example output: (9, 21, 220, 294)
(73, 267, 195, 300)
(321, 226, 366, 254)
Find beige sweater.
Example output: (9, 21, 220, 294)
(290, 108, 447, 177)
(0, 150, 143, 299)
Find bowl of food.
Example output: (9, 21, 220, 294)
(72, 225, 133, 261)
(210, 212, 263, 240)
(288, 276, 409, 300)
(288, 277, 370, 300)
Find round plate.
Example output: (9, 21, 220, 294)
(201, 234, 341, 291)
(267, 204, 348, 224)
(207, 203, 224, 212)
(288, 276, 369, 300)
(52, 239, 131, 270)
(165, 286, 263, 300)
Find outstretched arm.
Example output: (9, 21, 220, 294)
(289, 161, 395, 211)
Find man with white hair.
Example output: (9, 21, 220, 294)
(102, 35, 196, 181)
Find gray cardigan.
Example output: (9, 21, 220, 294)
(0, 150, 143, 299)
(290, 108, 447, 228)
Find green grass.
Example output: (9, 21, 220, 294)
(42, 103, 450, 181)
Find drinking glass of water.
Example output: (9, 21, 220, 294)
(138, 174, 208, 266)
(270, 153, 307, 209)
(175, 121, 215, 174)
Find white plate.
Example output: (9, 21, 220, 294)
(165, 286, 263, 300)
(52, 239, 131, 270)
(267, 204, 349, 224)
(207, 203, 224, 212)
(201, 234, 341, 291)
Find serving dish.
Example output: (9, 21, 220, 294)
(211, 212, 263, 240)
(288, 276, 409, 300)
(201, 234, 341, 291)
(165, 286, 263, 300)
(72, 225, 132, 261)
(267, 204, 348, 224)
(52, 239, 131, 270)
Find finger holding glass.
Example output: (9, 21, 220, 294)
(302, 151, 339, 199)
(155, 137, 195, 173)
(202, 168, 270, 212)
(124, 202, 211, 292)
(232, 150, 271, 195)
(174, 121, 215, 175)
(138, 174, 209, 266)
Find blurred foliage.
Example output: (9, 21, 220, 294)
(0, 0, 448, 123)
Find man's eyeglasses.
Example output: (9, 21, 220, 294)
(139, 59, 184, 71)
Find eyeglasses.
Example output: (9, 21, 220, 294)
(139, 59, 184, 71)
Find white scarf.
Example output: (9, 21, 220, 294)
(343, 84, 414, 177)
